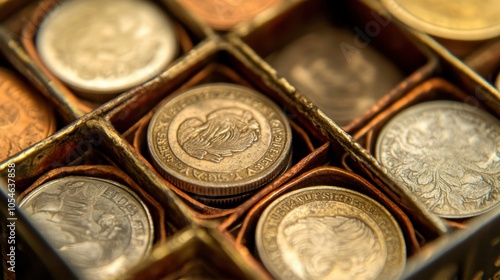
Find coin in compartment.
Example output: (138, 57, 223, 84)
(268, 20, 403, 126)
(376, 100, 500, 218)
(255, 186, 406, 280)
(178, 0, 281, 30)
(147, 83, 292, 197)
(19, 176, 154, 280)
(0, 68, 55, 161)
(381, 0, 500, 40)
(36, 0, 178, 100)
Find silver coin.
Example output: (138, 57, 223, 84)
(255, 186, 406, 280)
(37, 0, 178, 98)
(376, 101, 500, 218)
(147, 83, 292, 196)
(268, 20, 403, 126)
(19, 176, 154, 280)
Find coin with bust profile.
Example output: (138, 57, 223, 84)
(0, 68, 55, 161)
(255, 186, 406, 280)
(376, 101, 500, 218)
(36, 0, 178, 100)
(147, 83, 292, 197)
(381, 0, 500, 40)
(178, 0, 281, 30)
(268, 20, 403, 126)
(19, 176, 153, 280)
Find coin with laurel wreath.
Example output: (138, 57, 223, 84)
(376, 101, 500, 218)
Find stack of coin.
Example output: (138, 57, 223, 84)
(0, 68, 55, 161)
(268, 20, 403, 126)
(19, 176, 153, 280)
(178, 0, 282, 30)
(36, 0, 178, 101)
(255, 186, 406, 280)
(147, 83, 292, 207)
(376, 101, 500, 218)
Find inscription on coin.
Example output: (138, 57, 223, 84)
(37, 0, 178, 96)
(0, 69, 55, 161)
(268, 20, 403, 126)
(376, 101, 500, 218)
(19, 176, 153, 280)
(148, 83, 292, 196)
(255, 186, 406, 280)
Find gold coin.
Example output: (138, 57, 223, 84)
(19, 176, 154, 280)
(147, 83, 292, 196)
(255, 186, 406, 280)
(0, 68, 55, 161)
(36, 0, 178, 100)
(381, 0, 500, 40)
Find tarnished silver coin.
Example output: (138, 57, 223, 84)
(147, 83, 292, 196)
(255, 186, 406, 280)
(37, 0, 178, 99)
(268, 20, 403, 126)
(376, 101, 500, 218)
(19, 176, 153, 280)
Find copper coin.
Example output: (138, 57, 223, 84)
(147, 83, 292, 196)
(178, 0, 281, 30)
(37, 0, 178, 100)
(19, 176, 154, 280)
(376, 101, 500, 218)
(255, 186, 406, 280)
(0, 68, 55, 161)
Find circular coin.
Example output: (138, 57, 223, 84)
(268, 20, 403, 126)
(0, 68, 55, 161)
(178, 0, 281, 30)
(381, 0, 500, 40)
(37, 0, 178, 99)
(255, 186, 406, 280)
(376, 101, 500, 218)
(19, 176, 153, 280)
(147, 83, 292, 196)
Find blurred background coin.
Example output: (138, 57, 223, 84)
(381, 0, 500, 40)
(268, 20, 403, 126)
(36, 0, 178, 100)
(255, 186, 406, 280)
(19, 176, 153, 280)
(496, 72, 500, 90)
(0, 68, 55, 161)
(178, 0, 282, 30)
(147, 83, 292, 197)
(376, 101, 500, 218)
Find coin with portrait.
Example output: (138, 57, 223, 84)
(376, 101, 500, 218)
(19, 176, 153, 280)
(37, 0, 178, 99)
(147, 83, 292, 196)
(255, 186, 406, 280)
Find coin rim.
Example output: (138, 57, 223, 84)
(375, 100, 500, 218)
(255, 185, 407, 280)
(147, 83, 293, 196)
(18, 176, 154, 276)
(381, 0, 500, 40)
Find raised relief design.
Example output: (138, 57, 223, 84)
(283, 216, 381, 280)
(178, 108, 260, 163)
(27, 181, 129, 268)
(378, 102, 500, 217)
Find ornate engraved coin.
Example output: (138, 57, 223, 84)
(37, 0, 178, 99)
(0, 68, 55, 161)
(178, 0, 281, 30)
(268, 20, 403, 126)
(147, 83, 292, 196)
(376, 101, 500, 218)
(381, 0, 500, 40)
(255, 186, 406, 280)
(19, 176, 153, 280)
